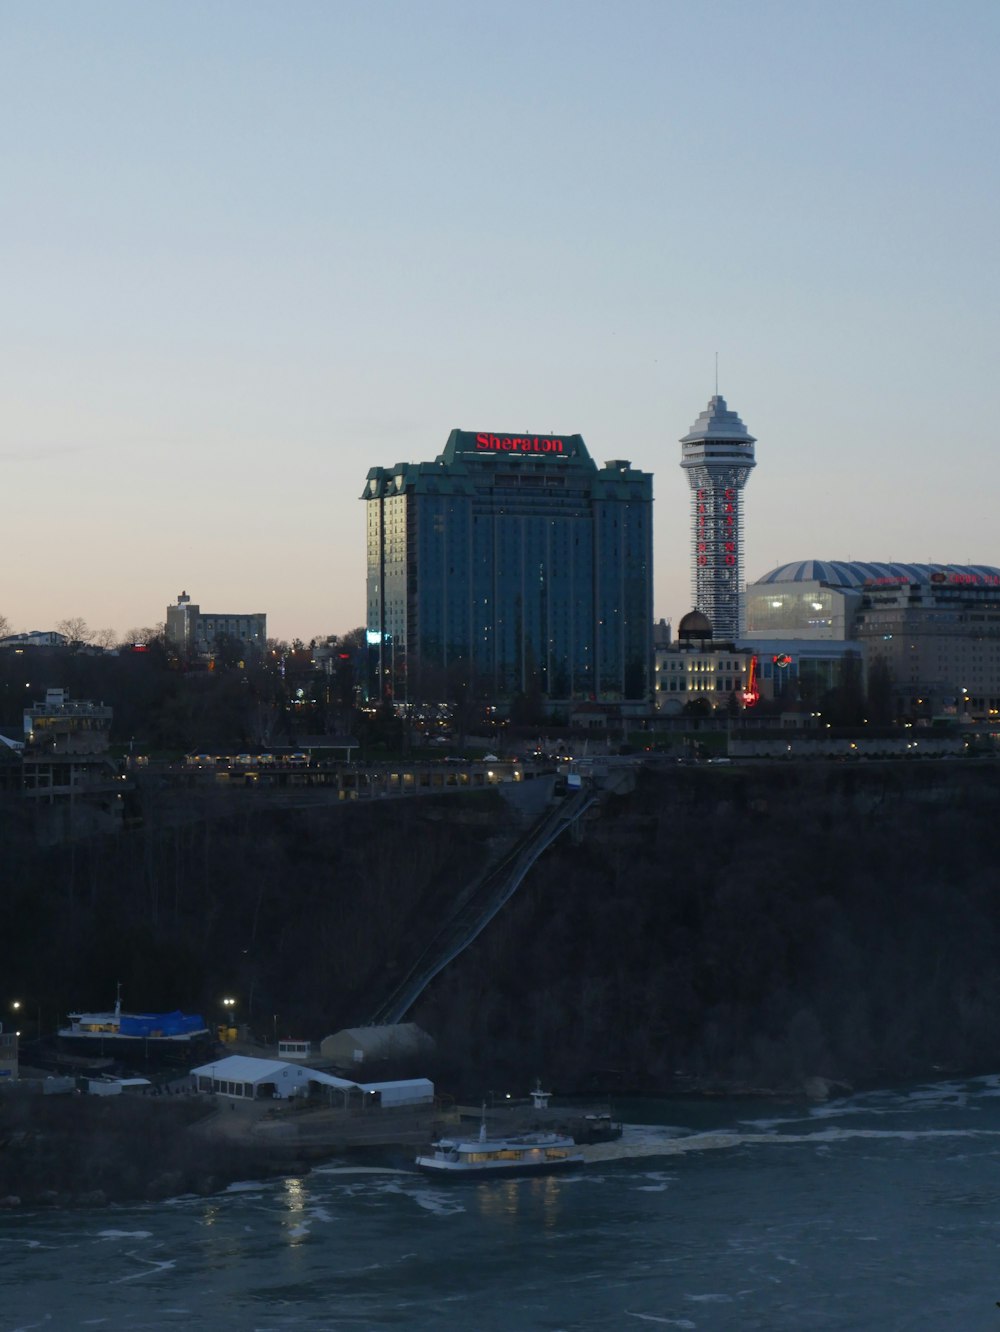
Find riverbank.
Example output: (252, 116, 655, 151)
(0, 1087, 308, 1208)
(0, 1084, 628, 1207)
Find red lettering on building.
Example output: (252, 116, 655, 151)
(475, 434, 565, 454)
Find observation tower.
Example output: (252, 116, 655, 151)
(680, 395, 756, 640)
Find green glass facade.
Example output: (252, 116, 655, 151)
(363, 430, 653, 707)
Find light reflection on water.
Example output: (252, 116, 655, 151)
(282, 1174, 308, 1245)
(4, 1076, 1000, 1331)
(474, 1171, 564, 1227)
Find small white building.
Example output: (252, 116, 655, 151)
(86, 1076, 152, 1096)
(277, 1039, 312, 1061)
(357, 1078, 435, 1108)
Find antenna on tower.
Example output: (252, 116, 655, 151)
(714, 352, 719, 396)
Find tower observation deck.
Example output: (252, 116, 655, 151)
(680, 395, 756, 640)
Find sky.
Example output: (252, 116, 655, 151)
(2, 0, 998, 643)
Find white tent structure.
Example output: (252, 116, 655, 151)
(191, 1055, 320, 1100)
(307, 1068, 364, 1108)
(190, 1055, 435, 1108)
(357, 1078, 434, 1108)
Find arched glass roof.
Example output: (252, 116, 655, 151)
(753, 560, 1000, 588)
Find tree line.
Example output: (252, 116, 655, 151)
(0, 629, 367, 754)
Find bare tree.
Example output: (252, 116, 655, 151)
(0, 614, 10, 640)
(121, 624, 165, 647)
(92, 627, 118, 650)
(55, 617, 92, 645)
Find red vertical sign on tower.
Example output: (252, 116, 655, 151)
(697, 490, 707, 564)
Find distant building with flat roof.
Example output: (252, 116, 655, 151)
(0, 631, 69, 649)
(165, 591, 266, 663)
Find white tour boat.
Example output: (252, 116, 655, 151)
(415, 1119, 584, 1178)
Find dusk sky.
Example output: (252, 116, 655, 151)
(3, 1, 998, 643)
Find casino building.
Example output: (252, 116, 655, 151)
(746, 560, 1000, 717)
(363, 430, 653, 709)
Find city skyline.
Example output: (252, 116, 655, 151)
(2, 1, 998, 642)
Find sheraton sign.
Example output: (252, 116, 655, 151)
(444, 428, 588, 465)
(475, 433, 566, 454)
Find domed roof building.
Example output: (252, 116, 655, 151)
(754, 560, 1000, 590)
(655, 608, 756, 716)
(677, 609, 713, 641)
(746, 562, 1000, 641)
(743, 559, 1000, 720)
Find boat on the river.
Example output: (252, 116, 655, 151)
(415, 1120, 584, 1177)
(569, 1111, 623, 1144)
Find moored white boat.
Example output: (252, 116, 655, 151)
(58, 985, 210, 1056)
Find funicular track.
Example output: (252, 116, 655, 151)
(367, 786, 598, 1025)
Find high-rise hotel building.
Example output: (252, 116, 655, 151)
(363, 429, 653, 707)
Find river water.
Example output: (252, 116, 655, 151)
(4, 1075, 1000, 1331)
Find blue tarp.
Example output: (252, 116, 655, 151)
(117, 1011, 206, 1037)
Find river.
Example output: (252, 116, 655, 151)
(4, 1074, 1000, 1330)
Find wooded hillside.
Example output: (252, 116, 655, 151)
(5, 761, 1000, 1098)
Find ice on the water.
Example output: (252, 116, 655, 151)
(626, 1315, 697, 1327)
(223, 1179, 270, 1193)
(313, 1163, 407, 1175)
(634, 1170, 674, 1191)
(112, 1255, 177, 1282)
(409, 1187, 466, 1216)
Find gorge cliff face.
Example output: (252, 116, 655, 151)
(417, 762, 1000, 1095)
(5, 761, 1000, 1098)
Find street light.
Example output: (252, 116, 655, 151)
(11, 999, 41, 1040)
